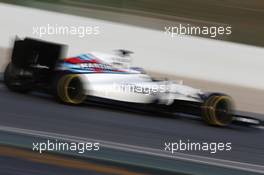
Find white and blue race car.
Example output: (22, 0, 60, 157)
(4, 38, 261, 127)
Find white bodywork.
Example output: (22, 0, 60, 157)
(79, 73, 202, 104)
(69, 51, 204, 105)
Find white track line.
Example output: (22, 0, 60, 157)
(256, 126, 264, 130)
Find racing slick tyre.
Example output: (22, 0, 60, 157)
(202, 94, 234, 126)
(4, 63, 32, 93)
(55, 73, 86, 105)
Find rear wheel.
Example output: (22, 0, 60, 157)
(55, 74, 86, 105)
(4, 63, 32, 93)
(202, 95, 234, 126)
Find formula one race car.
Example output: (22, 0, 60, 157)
(3, 38, 261, 127)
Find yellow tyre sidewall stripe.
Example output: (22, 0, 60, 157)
(207, 96, 220, 125)
(203, 95, 233, 126)
(57, 74, 85, 104)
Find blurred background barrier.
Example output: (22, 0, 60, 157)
(0, 1, 263, 114)
(1, 0, 264, 46)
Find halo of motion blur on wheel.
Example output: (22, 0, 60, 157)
(56, 74, 86, 104)
(202, 95, 234, 126)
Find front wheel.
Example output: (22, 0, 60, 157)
(54, 73, 86, 105)
(202, 94, 234, 126)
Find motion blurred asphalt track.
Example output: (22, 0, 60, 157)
(0, 146, 162, 175)
(0, 82, 263, 171)
(0, 155, 113, 175)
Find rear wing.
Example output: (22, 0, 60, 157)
(11, 37, 66, 71)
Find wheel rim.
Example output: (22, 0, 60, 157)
(212, 96, 233, 126)
(66, 77, 84, 102)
